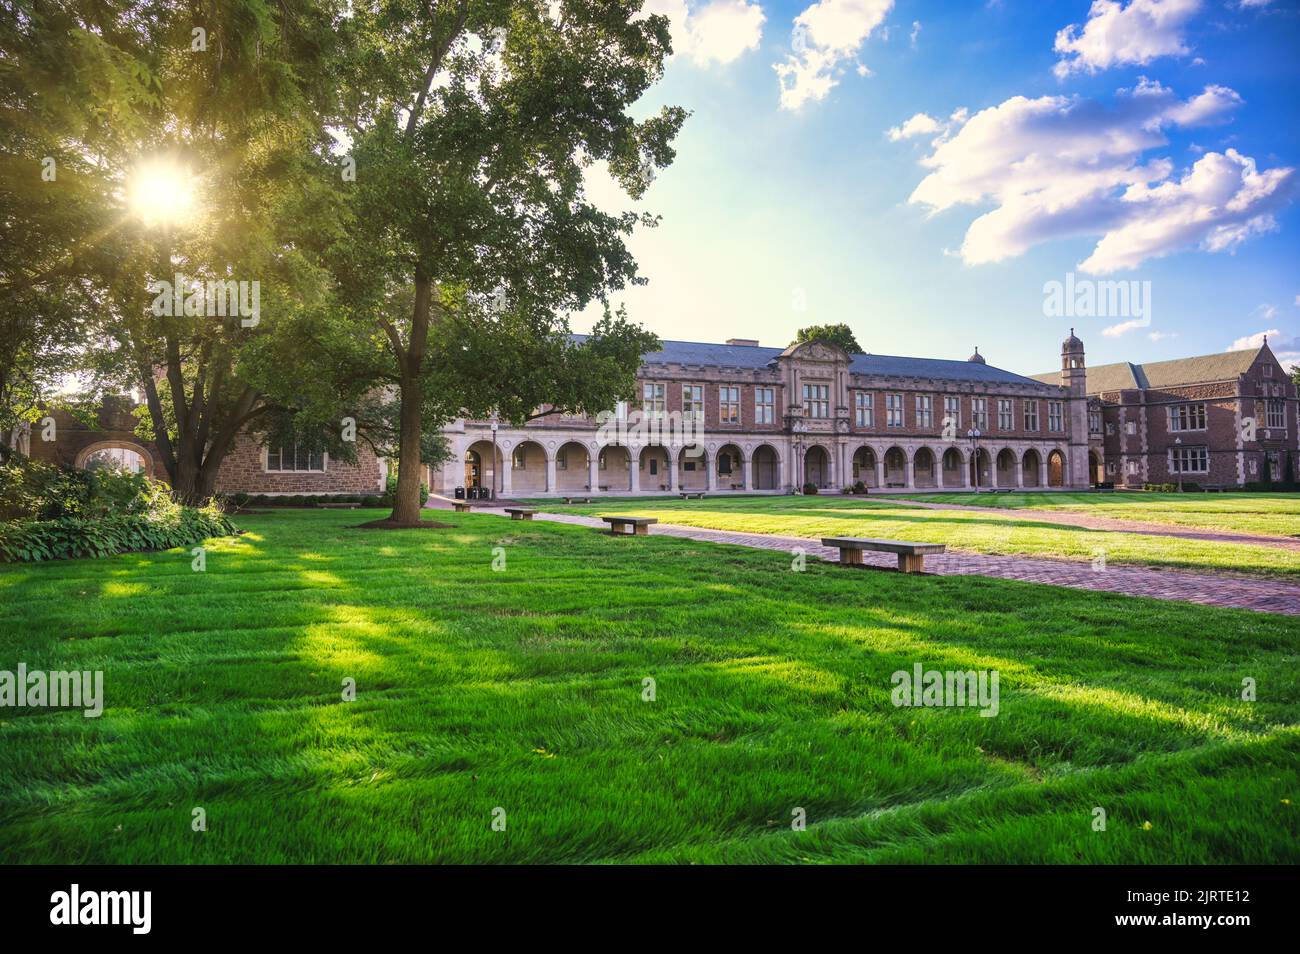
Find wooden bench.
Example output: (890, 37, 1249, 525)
(562, 496, 592, 504)
(504, 507, 536, 521)
(679, 491, 706, 499)
(602, 516, 658, 536)
(452, 501, 473, 512)
(821, 537, 946, 574)
(315, 502, 360, 509)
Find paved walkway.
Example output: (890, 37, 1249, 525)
(894, 497, 1300, 551)
(427, 499, 1300, 616)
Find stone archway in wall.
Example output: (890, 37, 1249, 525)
(510, 439, 549, 493)
(598, 445, 632, 491)
(969, 448, 991, 489)
(752, 444, 780, 490)
(995, 449, 1017, 488)
(912, 447, 937, 488)
(1022, 449, 1042, 488)
(1048, 450, 1066, 487)
(715, 443, 744, 490)
(852, 446, 877, 487)
(941, 447, 964, 488)
(465, 440, 502, 492)
(883, 447, 907, 487)
(803, 445, 830, 489)
(1089, 450, 1103, 485)
(639, 445, 671, 491)
(678, 445, 708, 491)
(75, 440, 157, 477)
(555, 441, 591, 493)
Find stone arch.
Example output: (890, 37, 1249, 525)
(509, 439, 549, 493)
(1022, 448, 1043, 488)
(995, 448, 1018, 488)
(1048, 449, 1066, 487)
(1088, 449, 1104, 485)
(678, 444, 708, 491)
(555, 440, 591, 493)
(752, 443, 781, 490)
(463, 439, 503, 493)
(883, 446, 907, 487)
(851, 445, 878, 488)
(969, 447, 992, 489)
(75, 440, 157, 478)
(912, 447, 937, 488)
(639, 445, 672, 491)
(715, 443, 745, 490)
(940, 446, 964, 488)
(598, 444, 633, 492)
(803, 444, 831, 489)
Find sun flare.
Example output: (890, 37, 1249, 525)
(126, 157, 197, 228)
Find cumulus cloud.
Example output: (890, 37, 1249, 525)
(1228, 328, 1300, 368)
(886, 112, 942, 141)
(644, 0, 766, 67)
(774, 0, 893, 110)
(1102, 319, 1148, 337)
(1147, 330, 1179, 340)
(1054, 0, 1202, 78)
(902, 82, 1295, 273)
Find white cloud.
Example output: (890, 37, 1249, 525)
(910, 20, 921, 48)
(904, 82, 1294, 273)
(775, 0, 893, 110)
(1054, 0, 1202, 79)
(1227, 328, 1290, 354)
(1102, 319, 1147, 336)
(887, 112, 941, 141)
(644, 0, 766, 67)
(1147, 330, 1179, 340)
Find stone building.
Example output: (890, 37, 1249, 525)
(1032, 337, 1297, 488)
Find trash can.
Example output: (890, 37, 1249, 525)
(454, 487, 465, 500)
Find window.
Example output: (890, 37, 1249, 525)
(997, 399, 1013, 430)
(556, 449, 567, 470)
(1023, 400, 1039, 431)
(1088, 408, 1100, 432)
(1169, 403, 1206, 432)
(755, 388, 775, 425)
(972, 398, 988, 431)
(512, 448, 527, 469)
(1106, 461, 1117, 475)
(267, 444, 325, 472)
(1171, 445, 1208, 474)
(1126, 460, 1140, 475)
(887, 393, 904, 428)
(720, 386, 740, 424)
(1125, 421, 1136, 436)
(1267, 399, 1285, 429)
(1045, 400, 1066, 434)
(682, 385, 703, 420)
(1263, 363, 1273, 378)
(803, 383, 830, 419)
(1106, 422, 1116, 436)
(855, 392, 873, 428)
(916, 395, 933, 428)
(944, 396, 960, 430)
(642, 383, 665, 416)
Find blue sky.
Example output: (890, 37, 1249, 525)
(577, 0, 1300, 375)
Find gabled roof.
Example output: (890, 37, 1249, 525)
(1032, 347, 1264, 394)
(610, 337, 1049, 385)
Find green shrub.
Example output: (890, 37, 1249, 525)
(380, 474, 429, 506)
(0, 501, 237, 563)
(802, 482, 818, 495)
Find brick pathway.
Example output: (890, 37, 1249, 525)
(430, 499, 1300, 616)
(895, 498, 1300, 551)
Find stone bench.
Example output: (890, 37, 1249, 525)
(679, 491, 706, 499)
(452, 501, 473, 512)
(602, 516, 658, 536)
(562, 496, 592, 504)
(821, 537, 946, 574)
(504, 507, 536, 521)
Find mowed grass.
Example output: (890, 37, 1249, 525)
(546, 495, 1300, 579)
(0, 509, 1297, 864)
(897, 491, 1300, 539)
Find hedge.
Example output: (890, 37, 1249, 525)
(0, 506, 238, 563)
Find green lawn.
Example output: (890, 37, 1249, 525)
(896, 491, 1300, 539)
(542, 494, 1300, 579)
(1, 510, 1296, 863)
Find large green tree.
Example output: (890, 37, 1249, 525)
(2, 0, 347, 501)
(327, 0, 685, 523)
(795, 323, 864, 355)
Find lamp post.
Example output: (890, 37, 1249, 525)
(490, 414, 499, 501)
(1173, 436, 1182, 493)
(967, 427, 982, 493)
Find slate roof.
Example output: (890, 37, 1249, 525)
(1031, 348, 1262, 394)
(612, 337, 1050, 386)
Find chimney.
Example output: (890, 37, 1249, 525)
(726, 338, 759, 347)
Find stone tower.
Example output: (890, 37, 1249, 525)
(1061, 329, 1089, 487)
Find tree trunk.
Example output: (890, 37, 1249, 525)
(388, 275, 433, 525)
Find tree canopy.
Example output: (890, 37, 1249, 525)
(795, 323, 864, 355)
